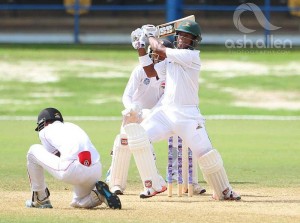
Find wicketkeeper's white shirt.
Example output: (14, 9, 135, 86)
(38, 121, 100, 163)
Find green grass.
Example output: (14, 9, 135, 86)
(0, 44, 300, 116)
(0, 119, 299, 191)
(0, 44, 299, 188)
(0, 45, 300, 223)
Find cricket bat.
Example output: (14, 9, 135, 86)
(157, 15, 195, 38)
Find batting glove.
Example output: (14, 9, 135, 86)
(131, 28, 142, 49)
(132, 32, 147, 49)
(131, 28, 143, 42)
(142, 24, 158, 38)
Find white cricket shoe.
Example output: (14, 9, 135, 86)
(183, 183, 206, 195)
(111, 185, 124, 195)
(193, 183, 206, 195)
(140, 186, 167, 199)
(25, 197, 53, 209)
(213, 187, 241, 201)
(25, 188, 53, 209)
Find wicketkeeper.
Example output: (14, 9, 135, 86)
(26, 107, 121, 209)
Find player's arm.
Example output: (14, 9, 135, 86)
(148, 37, 167, 58)
(142, 25, 167, 58)
(122, 67, 140, 108)
(131, 28, 158, 78)
(137, 48, 157, 78)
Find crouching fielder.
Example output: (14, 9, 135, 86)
(26, 107, 121, 209)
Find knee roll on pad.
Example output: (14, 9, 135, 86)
(198, 149, 223, 175)
(198, 149, 231, 200)
(124, 123, 151, 151)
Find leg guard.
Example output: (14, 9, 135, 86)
(198, 149, 231, 200)
(124, 123, 162, 191)
(109, 134, 131, 192)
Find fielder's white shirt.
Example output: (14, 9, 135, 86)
(155, 48, 201, 106)
(38, 121, 100, 163)
(122, 65, 165, 110)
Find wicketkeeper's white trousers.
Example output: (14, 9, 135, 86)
(27, 144, 102, 204)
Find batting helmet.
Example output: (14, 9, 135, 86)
(175, 20, 202, 49)
(35, 107, 63, 131)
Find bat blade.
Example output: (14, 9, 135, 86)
(157, 15, 195, 38)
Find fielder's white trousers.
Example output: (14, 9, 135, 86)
(27, 144, 102, 204)
(141, 105, 213, 158)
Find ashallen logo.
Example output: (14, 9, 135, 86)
(233, 3, 281, 33)
(226, 3, 292, 49)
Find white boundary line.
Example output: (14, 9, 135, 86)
(0, 116, 122, 121)
(0, 115, 300, 121)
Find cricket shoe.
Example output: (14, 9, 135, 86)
(95, 181, 122, 209)
(25, 197, 53, 209)
(140, 186, 167, 199)
(165, 172, 178, 183)
(183, 183, 206, 195)
(213, 188, 241, 201)
(111, 185, 124, 195)
(193, 183, 206, 195)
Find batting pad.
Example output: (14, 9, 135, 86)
(198, 149, 231, 200)
(124, 123, 161, 191)
(109, 134, 131, 191)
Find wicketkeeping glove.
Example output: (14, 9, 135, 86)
(142, 24, 158, 38)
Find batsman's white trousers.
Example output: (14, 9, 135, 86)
(27, 144, 102, 201)
(141, 105, 213, 158)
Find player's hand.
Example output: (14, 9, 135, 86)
(131, 28, 147, 49)
(132, 32, 147, 49)
(131, 28, 143, 49)
(122, 104, 142, 125)
(142, 24, 158, 38)
(122, 103, 141, 116)
(131, 28, 143, 42)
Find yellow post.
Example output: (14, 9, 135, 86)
(288, 0, 300, 17)
(64, 0, 92, 15)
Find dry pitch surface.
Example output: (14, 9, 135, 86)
(1, 186, 299, 223)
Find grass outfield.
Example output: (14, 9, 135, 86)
(0, 45, 300, 222)
(0, 44, 300, 116)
